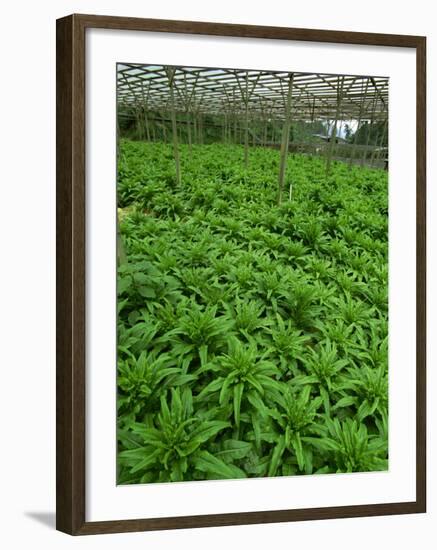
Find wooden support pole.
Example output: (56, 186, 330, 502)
(116, 111, 120, 151)
(198, 113, 203, 144)
(166, 68, 181, 186)
(251, 117, 255, 147)
(223, 111, 227, 143)
(263, 116, 268, 147)
(361, 93, 378, 166)
(311, 97, 316, 122)
(117, 212, 128, 266)
(193, 111, 198, 143)
(244, 72, 249, 169)
(140, 82, 151, 142)
(135, 107, 142, 140)
(277, 73, 294, 204)
(144, 109, 150, 141)
(229, 111, 232, 144)
(181, 72, 198, 155)
(349, 78, 369, 167)
(326, 76, 345, 175)
(233, 111, 237, 144)
(235, 70, 260, 168)
(186, 110, 192, 153)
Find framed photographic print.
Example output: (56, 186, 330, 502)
(56, 14, 426, 535)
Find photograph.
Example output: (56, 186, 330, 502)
(115, 64, 389, 485)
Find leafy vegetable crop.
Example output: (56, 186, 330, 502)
(117, 139, 388, 484)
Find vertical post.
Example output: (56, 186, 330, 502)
(326, 76, 345, 175)
(182, 72, 198, 155)
(277, 73, 294, 204)
(193, 111, 198, 143)
(186, 110, 192, 153)
(349, 78, 369, 167)
(338, 119, 344, 161)
(271, 117, 276, 145)
(198, 113, 203, 144)
(260, 99, 266, 146)
(141, 82, 151, 142)
(227, 108, 231, 144)
(166, 68, 181, 186)
(244, 71, 249, 169)
(135, 107, 142, 140)
(117, 216, 128, 266)
(233, 93, 238, 144)
(223, 111, 227, 143)
(235, 71, 260, 168)
(361, 93, 378, 166)
(116, 109, 121, 150)
(116, 108, 127, 266)
(263, 115, 268, 146)
(144, 108, 150, 141)
(251, 115, 256, 147)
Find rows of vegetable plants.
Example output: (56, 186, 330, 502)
(117, 139, 388, 484)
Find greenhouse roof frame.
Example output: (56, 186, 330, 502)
(117, 64, 389, 122)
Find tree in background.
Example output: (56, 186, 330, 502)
(352, 121, 387, 147)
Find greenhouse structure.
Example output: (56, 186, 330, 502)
(117, 64, 388, 200)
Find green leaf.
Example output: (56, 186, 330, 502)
(251, 413, 262, 452)
(302, 436, 340, 453)
(171, 374, 197, 386)
(293, 375, 319, 385)
(332, 395, 358, 410)
(233, 383, 244, 427)
(268, 435, 286, 477)
(197, 377, 224, 400)
(198, 345, 208, 366)
(245, 374, 264, 395)
(169, 457, 188, 481)
(194, 451, 247, 479)
(216, 440, 252, 461)
(314, 465, 331, 475)
(181, 387, 193, 417)
(191, 421, 230, 444)
(219, 373, 236, 405)
(138, 286, 156, 298)
(320, 386, 330, 415)
(129, 448, 162, 474)
(117, 429, 143, 450)
(247, 392, 268, 416)
(291, 433, 305, 471)
(356, 398, 379, 422)
(303, 446, 313, 475)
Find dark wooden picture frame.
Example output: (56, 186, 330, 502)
(56, 13, 426, 536)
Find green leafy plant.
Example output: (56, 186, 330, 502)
(304, 417, 387, 473)
(265, 385, 324, 475)
(118, 387, 232, 483)
(294, 340, 349, 413)
(116, 139, 389, 483)
(197, 338, 280, 428)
